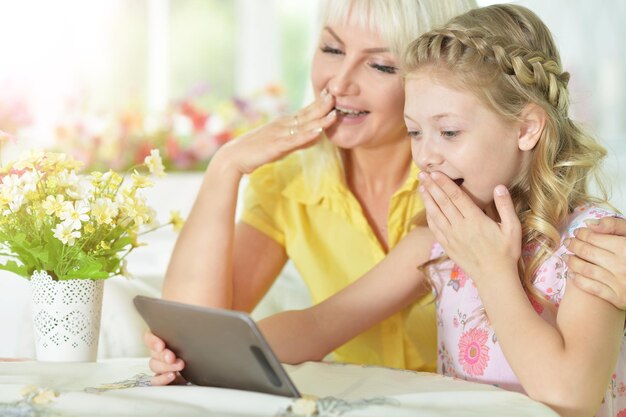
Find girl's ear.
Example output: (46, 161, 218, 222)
(518, 103, 546, 151)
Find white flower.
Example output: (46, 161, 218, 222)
(8, 193, 25, 212)
(91, 198, 118, 225)
(1, 174, 21, 197)
(52, 222, 81, 246)
(56, 170, 80, 189)
(59, 201, 90, 230)
(66, 178, 91, 200)
(144, 149, 166, 178)
(18, 171, 38, 194)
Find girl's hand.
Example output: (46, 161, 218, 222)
(565, 217, 626, 309)
(143, 331, 187, 386)
(216, 89, 337, 175)
(419, 171, 521, 285)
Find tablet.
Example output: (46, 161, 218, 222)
(133, 295, 300, 398)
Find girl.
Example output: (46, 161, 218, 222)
(401, 3, 625, 415)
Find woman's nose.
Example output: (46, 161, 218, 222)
(327, 64, 359, 96)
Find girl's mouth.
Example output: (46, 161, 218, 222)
(453, 178, 465, 186)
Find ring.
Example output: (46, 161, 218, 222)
(289, 127, 295, 136)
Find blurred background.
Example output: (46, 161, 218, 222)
(0, 0, 624, 358)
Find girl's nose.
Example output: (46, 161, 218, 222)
(417, 138, 444, 171)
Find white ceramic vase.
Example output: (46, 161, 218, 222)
(31, 270, 104, 362)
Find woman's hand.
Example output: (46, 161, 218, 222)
(143, 331, 187, 386)
(419, 171, 522, 285)
(565, 217, 626, 309)
(216, 89, 337, 175)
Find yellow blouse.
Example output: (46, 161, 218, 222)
(240, 153, 436, 371)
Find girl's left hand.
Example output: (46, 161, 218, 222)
(419, 171, 521, 286)
(565, 217, 626, 309)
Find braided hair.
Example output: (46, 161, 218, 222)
(405, 4, 608, 302)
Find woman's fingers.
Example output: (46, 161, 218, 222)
(586, 216, 626, 236)
(149, 355, 185, 374)
(570, 273, 623, 309)
(296, 88, 335, 122)
(150, 372, 177, 386)
(143, 331, 164, 352)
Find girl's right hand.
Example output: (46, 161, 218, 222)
(144, 331, 187, 386)
(216, 89, 337, 175)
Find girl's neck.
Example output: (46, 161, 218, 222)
(341, 141, 412, 195)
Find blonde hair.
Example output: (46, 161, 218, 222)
(403, 4, 609, 302)
(302, 0, 477, 189)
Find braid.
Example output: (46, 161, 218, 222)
(408, 28, 571, 113)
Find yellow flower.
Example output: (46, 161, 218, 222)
(290, 397, 317, 417)
(100, 241, 111, 250)
(131, 170, 154, 189)
(41, 195, 66, 216)
(169, 210, 185, 232)
(31, 388, 58, 405)
(91, 198, 118, 225)
(144, 149, 166, 178)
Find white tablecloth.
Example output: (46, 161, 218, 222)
(0, 358, 558, 417)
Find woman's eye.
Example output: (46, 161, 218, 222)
(407, 131, 422, 140)
(441, 130, 460, 138)
(320, 45, 343, 55)
(370, 63, 397, 74)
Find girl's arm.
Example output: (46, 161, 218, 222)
(565, 216, 626, 309)
(258, 227, 435, 364)
(163, 94, 337, 310)
(421, 172, 624, 417)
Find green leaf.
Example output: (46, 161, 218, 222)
(60, 252, 109, 280)
(0, 260, 29, 279)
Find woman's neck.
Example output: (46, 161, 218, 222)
(342, 141, 412, 196)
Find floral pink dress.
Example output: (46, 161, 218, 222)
(429, 204, 626, 417)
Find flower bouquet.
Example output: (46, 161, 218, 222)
(0, 148, 183, 361)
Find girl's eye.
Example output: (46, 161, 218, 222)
(320, 45, 343, 55)
(441, 130, 460, 138)
(370, 63, 397, 74)
(407, 131, 422, 140)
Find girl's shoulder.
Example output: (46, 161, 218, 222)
(562, 203, 623, 238)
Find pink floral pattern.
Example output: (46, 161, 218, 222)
(458, 328, 490, 376)
(430, 204, 626, 416)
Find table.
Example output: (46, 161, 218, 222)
(0, 358, 558, 417)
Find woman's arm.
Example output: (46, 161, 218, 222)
(163, 93, 337, 310)
(258, 227, 435, 364)
(421, 172, 624, 417)
(565, 216, 626, 309)
(147, 226, 435, 384)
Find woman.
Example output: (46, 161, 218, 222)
(160, 0, 476, 375)
(148, 0, 626, 385)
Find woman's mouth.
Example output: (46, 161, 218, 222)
(453, 178, 465, 186)
(334, 106, 370, 118)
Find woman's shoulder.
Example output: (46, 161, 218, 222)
(247, 153, 304, 192)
